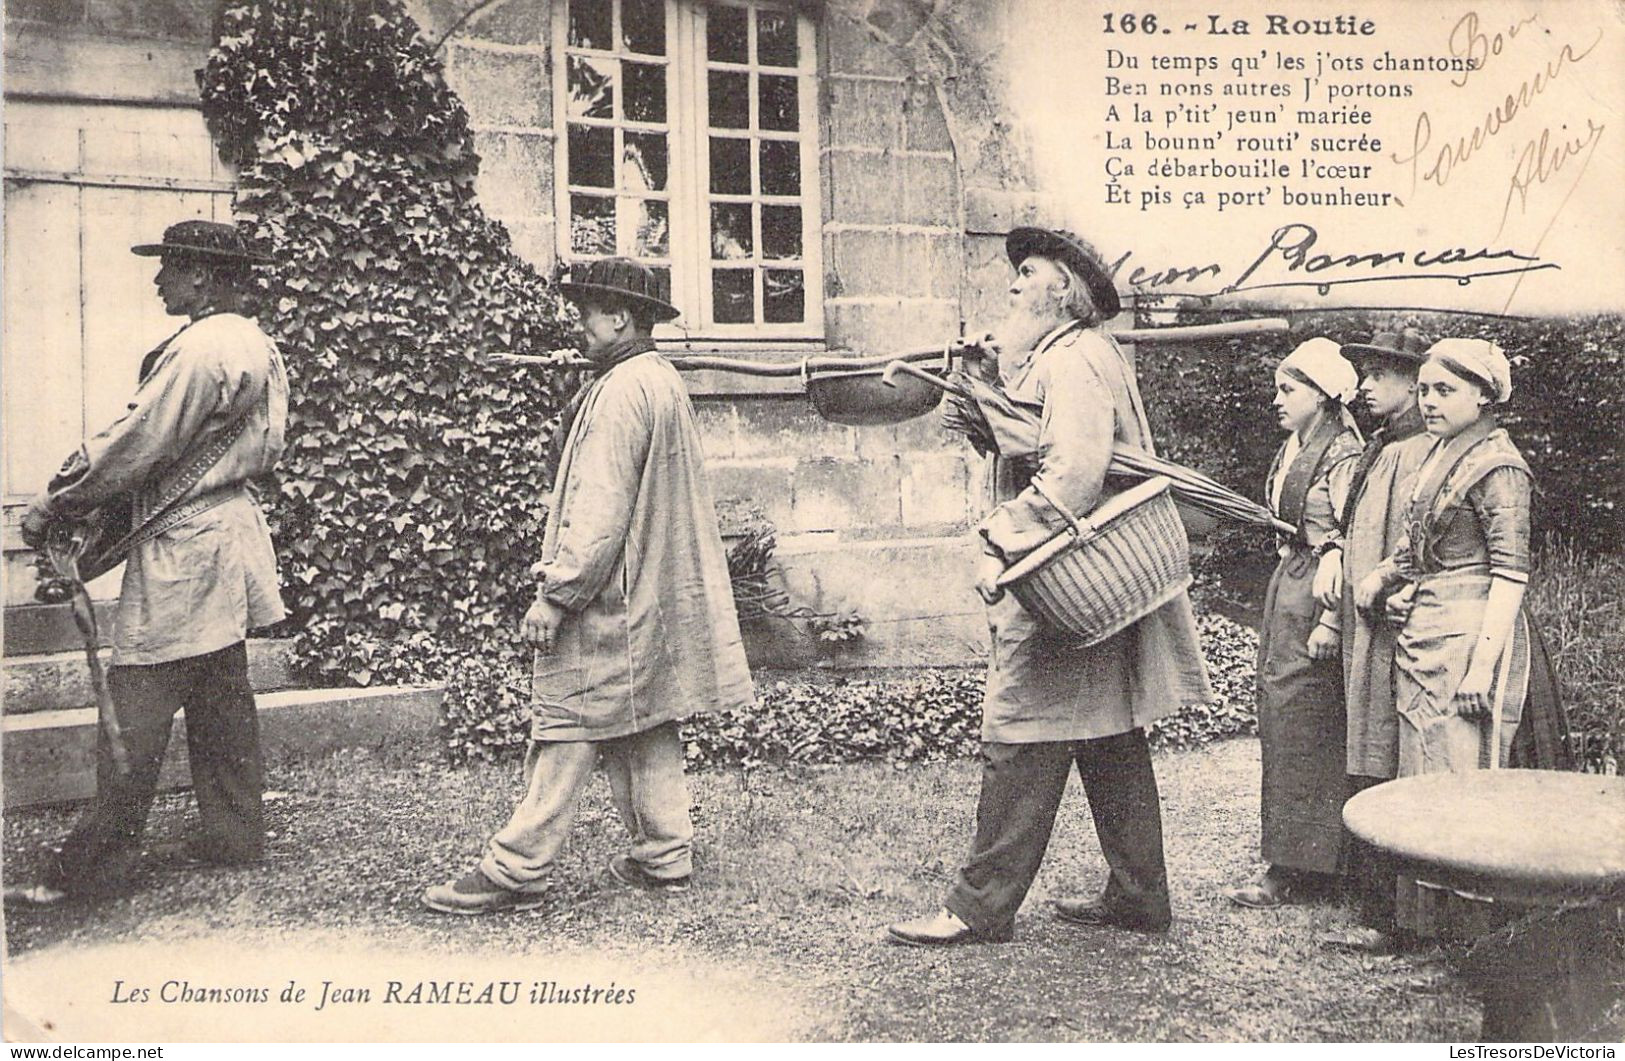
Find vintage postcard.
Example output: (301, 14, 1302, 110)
(3, 0, 1621, 1046)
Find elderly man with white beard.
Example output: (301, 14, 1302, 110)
(887, 228, 1212, 946)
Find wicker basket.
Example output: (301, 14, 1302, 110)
(996, 475, 1192, 647)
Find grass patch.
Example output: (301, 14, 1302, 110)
(1526, 543, 1625, 773)
(4, 739, 1483, 1042)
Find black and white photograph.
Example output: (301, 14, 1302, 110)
(1, 0, 1621, 1046)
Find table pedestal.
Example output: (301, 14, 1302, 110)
(1343, 772, 1625, 1042)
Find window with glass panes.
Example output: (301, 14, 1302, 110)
(556, 0, 821, 338)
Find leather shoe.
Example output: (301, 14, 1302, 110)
(608, 854, 691, 893)
(886, 908, 1012, 947)
(422, 868, 550, 915)
(151, 839, 263, 869)
(1052, 897, 1171, 934)
(1318, 927, 1400, 954)
(1225, 871, 1292, 909)
(3, 883, 70, 908)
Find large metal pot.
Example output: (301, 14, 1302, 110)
(804, 364, 946, 425)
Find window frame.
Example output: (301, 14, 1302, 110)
(553, 0, 824, 344)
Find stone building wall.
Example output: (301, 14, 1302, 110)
(3, 0, 1083, 666)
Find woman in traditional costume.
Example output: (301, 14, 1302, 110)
(1227, 338, 1362, 909)
(1357, 339, 1536, 776)
(1352, 338, 1551, 936)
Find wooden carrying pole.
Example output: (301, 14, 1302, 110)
(488, 317, 1291, 375)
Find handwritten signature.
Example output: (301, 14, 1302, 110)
(1109, 223, 1555, 299)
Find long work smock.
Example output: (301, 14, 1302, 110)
(1338, 407, 1430, 779)
(31, 313, 289, 666)
(530, 351, 754, 742)
(977, 322, 1212, 744)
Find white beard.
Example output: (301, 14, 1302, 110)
(991, 298, 1069, 368)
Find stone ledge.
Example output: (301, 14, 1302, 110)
(3, 638, 299, 715)
(751, 535, 986, 669)
(2, 685, 444, 809)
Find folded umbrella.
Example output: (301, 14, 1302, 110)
(886, 362, 1291, 534)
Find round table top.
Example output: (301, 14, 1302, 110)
(1344, 771, 1625, 902)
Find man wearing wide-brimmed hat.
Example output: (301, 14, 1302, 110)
(888, 228, 1212, 945)
(9, 220, 288, 907)
(424, 257, 752, 914)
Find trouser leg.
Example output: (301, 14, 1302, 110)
(480, 740, 600, 891)
(602, 722, 695, 879)
(47, 660, 184, 895)
(179, 643, 265, 862)
(945, 741, 1073, 935)
(1073, 728, 1171, 920)
(1344, 774, 1396, 927)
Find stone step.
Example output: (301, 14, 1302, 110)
(2, 684, 444, 809)
(2, 638, 299, 715)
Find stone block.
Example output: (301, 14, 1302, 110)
(790, 457, 901, 532)
(826, 149, 903, 226)
(901, 452, 972, 527)
(472, 130, 553, 219)
(824, 14, 902, 78)
(460, 0, 547, 46)
(773, 534, 986, 667)
(826, 227, 900, 300)
(445, 44, 549, 128)
(904, 81, 954, 153)
(863, 0, 928, 45)
(500, 218, 557, 273)
(963, 186, 1047, 235)
(2, 686, 444, 808)
(827, 299, 959, 358)
(7, 0, 88, 27)
(85, 0, 214, 41)
(2, 638, 299, 715)
(897, 232, 962, 300)
(887, 403, 965, 453)
(963, 234, 1015, 326)
(732, 396, 857, 460)
(704, 459, 795, 529)
(3, 27, 208, 103)
(902, 154, 959, 227)
(826, 76, 905, 150)
(691, 399, 740, 458)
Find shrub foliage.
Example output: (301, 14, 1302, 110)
(199, 0, 578, 758)
(685, 614, 1262, 770)
(1136, 307, 1625, 554)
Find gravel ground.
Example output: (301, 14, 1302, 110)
(2, 737, 1481, 1042)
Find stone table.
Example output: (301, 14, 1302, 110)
(1345, 771, 1625, 1041)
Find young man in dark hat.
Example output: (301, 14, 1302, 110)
(1314, 327, 1431, 947)
(10, 220, 288, 907)
(424, 257, 752, 914)
(888, 227, 1211, 945)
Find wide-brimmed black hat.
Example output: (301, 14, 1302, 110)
(131, 220, 273, 264)
(1005, 227, 1121, 320)
(558, 257, 680, 322)
(1342, 326, 1431, 366)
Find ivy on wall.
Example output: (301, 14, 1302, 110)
(199, 0, 579, 758)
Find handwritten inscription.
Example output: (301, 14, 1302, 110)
(1447, 10, 1541, 89)
(1502, 119, 1608, 232)
(1395, 28, 1602, 194)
